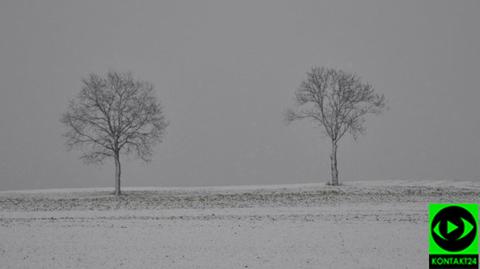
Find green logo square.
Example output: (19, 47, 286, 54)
(429, 204, 479, 255)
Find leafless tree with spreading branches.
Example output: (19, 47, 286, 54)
(61, 71, 168, 195)
(286, 67, 386, 186)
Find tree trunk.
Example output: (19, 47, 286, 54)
(330, 141, 339, 186)
(114, 152, 121, 196)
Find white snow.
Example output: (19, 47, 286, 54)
(0, 180, 478, 268)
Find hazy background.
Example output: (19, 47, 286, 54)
(0, 0, 479, 190)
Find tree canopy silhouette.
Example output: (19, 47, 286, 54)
(61, 71, 168, 195)
(286, 67, 386, 185)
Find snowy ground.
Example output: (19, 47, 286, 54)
(0, 180, 479, 268)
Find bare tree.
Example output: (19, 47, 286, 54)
(61, 71, 168, 195)
(286, 67, 385, 186)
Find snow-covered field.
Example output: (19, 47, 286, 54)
(0, 180, 479, 268)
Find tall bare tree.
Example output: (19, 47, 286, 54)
(286, 67, 385, 185)
(61, 71, 168, 195)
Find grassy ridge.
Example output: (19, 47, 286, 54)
(1, 184, 478, 211)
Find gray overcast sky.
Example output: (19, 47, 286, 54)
(0, 0, 479, 190)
